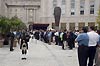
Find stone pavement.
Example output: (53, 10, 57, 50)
(0, 38, 79, 66)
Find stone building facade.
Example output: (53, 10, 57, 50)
(0, 0, 100, 30)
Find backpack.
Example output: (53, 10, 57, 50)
(22, 43, 27, 50)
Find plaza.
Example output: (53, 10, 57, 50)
(0, 38, 78, 66)
(0, 0, 100, 30)
(0, 0, 100, 66)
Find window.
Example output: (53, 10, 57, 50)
(80, 0, 85, 15)
(71, 0, 75, 8)
(53, 0, 57, 7)
(71, 0, 75, 15)
(80, 10, 84, 15)
(90, 0, 95, 14)
(69, 23, 75, 31)
(62, 0, 66, 5)
(71, 12, 75, 15)
(61, 23, 66, 30)
(29, 10, 33, 16)
(90, 8, 94, 14)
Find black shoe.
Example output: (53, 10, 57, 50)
(62, 48, 66, 50)
(21, 58, 26, 60)
(55, 43, 58, 45)
(21, 58, 24, 60)
(69, 48, 73, 50)
(10, 49, 14, 51)
(24, 58, 26, 60)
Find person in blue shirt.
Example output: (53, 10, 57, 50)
(75, 26, 89, 66)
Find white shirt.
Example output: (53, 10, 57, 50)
(54, 32, 59, 36)
(87, 31, 99, 46)
(13, 31, 16, 35)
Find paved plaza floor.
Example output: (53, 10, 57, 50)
(0, 38, 79, 66)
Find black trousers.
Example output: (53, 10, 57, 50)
(10, 39, 14, 51)
(78, 45, 96, 66)
(22, 50, 27, 54)
(55, 36, 59, 45)
(68, 42, 73, 49)
(88, 46, 96, 66)
(78, 45, 89, 66)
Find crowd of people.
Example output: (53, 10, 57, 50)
(33, 29, 77, 50)
(75, 26, 100, 66)
(32, 26, 100, 66)
(3, 29, 30, 60)
(2, 26, 100, 65)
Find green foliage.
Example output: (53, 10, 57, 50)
(96, 9, 100, 29)
(10, 16, 27, 30)
(0, 16, 10, 34)
(0, 16, 27, 34)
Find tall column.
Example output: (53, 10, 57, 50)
(47, 0, 52, 17)
(25, 8, 29, 27)
(95, 0, 100, 16)
(66, 23, 69, 30)
(85, 0, 90, 26)
(59, 23, 61, 30)
(40, 0, 46, 18)
(85, 22, 88, 26)
(0, 0, 1, 15)
(48, 23, 52, 29)
(75, 0, 80, 16)
(75, 22, 78, 30)
(66, 0, 71, 17)
(26, 9, 29, 23)
(7, 7, 9, 17)
(84, 0, 90, 16)
(33, 9, 36, 23)
(26, 8, 28, 23)
(57, 0, 61, 7)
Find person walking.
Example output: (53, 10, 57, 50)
(20, 40, 28, 60)
(67, 31, 76, 50)
(62, 30, 67, 50)
(75, 27, 89, 66)
(76, 26, 100, 66)
(47, 30, 52, 45)
(87, 26, 99, 66)
(59, 31, 64, 47)
(9, 30, 15, 51)
(54, 30, 59, 45)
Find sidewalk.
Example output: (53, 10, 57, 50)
(0, 38, 79, 66)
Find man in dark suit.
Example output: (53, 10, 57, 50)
(9, 30, 15, 51)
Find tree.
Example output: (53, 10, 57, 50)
(0, 16, 27, 36)
(10, 16, 27, 30)
(96, 9, 100, 29)
(0, 16, 10, 34)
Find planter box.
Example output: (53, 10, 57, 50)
(0, 39, 4, 48)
